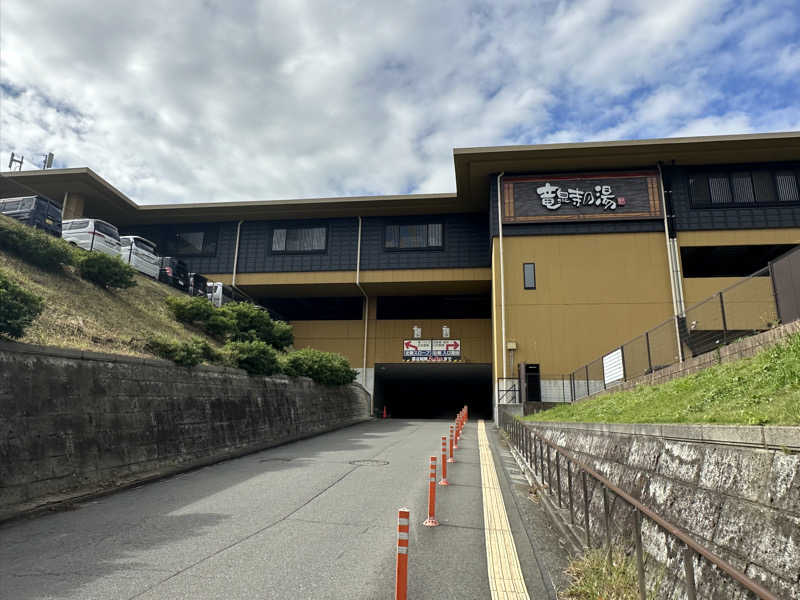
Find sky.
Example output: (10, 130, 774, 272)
(1, 0, 799, 205)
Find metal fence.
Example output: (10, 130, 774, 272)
(567, 267, 780, 402)
(501, 416, 778, 600)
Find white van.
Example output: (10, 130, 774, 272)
(119, 235, 160, 278)
(62, 218, 122, 258)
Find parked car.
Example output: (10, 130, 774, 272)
(119, 235, 160, 278)
(62, 218, 121, 257)
(209, 281, 249, 307)
(158, 257, 189, 291)
(0, 195, 62, 237)
(188, 272, 209, 297)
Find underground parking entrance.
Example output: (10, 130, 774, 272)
(373, 362, 493, 419)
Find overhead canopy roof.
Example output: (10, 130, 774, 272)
(2, 132, 798, 225)
(453, 131, 800, 210)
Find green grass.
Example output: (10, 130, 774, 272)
(0, 247, 220, 358)
(562, 548, 651, 600)
(526, 333, 800, 426)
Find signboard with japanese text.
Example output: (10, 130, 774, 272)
(432, 339, 461, 358)
(403, 339, 462, 361)
(501, 171, 662, 224)
(403, 339, 431, 359)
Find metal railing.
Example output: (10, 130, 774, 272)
(501, 415, 778, 600)
(497, 377, 520, 404)
(567, 267, 779, 402)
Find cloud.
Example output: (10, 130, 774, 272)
(1, 0, 798, 205)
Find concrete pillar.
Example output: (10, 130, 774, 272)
(61, 192, 86, 220)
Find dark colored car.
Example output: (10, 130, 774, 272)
(188, 273, 209, 297)
(158, 257, 189, 292)
(0, 195, 62, 236)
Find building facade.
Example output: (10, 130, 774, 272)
(3, 132, 799, 419)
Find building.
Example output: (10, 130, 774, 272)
(2, 132, 799, 420)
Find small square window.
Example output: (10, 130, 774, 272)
(523, 263, 536, 289)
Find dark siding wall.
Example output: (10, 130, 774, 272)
(238, 218, 358, 273)
(360, 213, 490, 270)
(666, 165, 800, 231)
(120, 222, 238, 274)
(124, 213, 490, 274)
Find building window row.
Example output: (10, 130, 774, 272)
(271, 226, 327, 253)
(384, 223, 443, 250)
(689, 166, 800, 208)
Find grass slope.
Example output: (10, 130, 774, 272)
(0, 248, 218, 357)
(526, 332, 800, 426)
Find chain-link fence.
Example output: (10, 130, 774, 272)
(566, 266, 780, 402)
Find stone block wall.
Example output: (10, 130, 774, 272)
(0, 342, 370, 521)
(519, 421, 800, 599)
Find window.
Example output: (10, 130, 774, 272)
(164, 225, 219, 257)
(271, 226, 327, 253)
(120, 237, 132, 247)
(708, 173, 733, 205)
(731, 171, 755, 204)
(689, 165, 800, 207)
(94, 220, 119, 239)
(135, 238, 157, 253)
(384, 223, 443, 250)
(523, 263, 536, 289)
(775, 171, 799, 203)
(64, 219, 90, 230)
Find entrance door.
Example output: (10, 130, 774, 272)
(519, 363, 542, 403)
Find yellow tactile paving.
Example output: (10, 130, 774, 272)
(478, 420, 530, 600)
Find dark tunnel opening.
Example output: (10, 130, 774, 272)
(373, 363, 493, 420)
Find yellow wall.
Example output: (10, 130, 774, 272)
(676, 228, 799, 332)
(677, 228, 800, 246)
(290, 310, 492, 368)
(492, 232, 674, 378)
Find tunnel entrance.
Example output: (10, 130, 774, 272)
(374, 363, 493, 420)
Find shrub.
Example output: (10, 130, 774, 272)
(283, 348, 357, 385)
(221, 302, 283, 343)
(0, 214, 74, 271)
(165, 295, 214, 325)
(224, 340, 280, 375)
(270, 319, 294, 350)
(0, 270, 44, 339)
(77, 252, 137, 289)
(144, 336, 222, 367)
(205, 312, 238, 340)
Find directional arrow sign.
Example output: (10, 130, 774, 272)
(403, 339, 431, 358)
(432, 339, 462, 357)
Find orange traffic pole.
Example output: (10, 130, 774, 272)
(423, 456, 439, 526)
(448, 425, 455, 463)
(454, 422, 459, 450)
(439, 436, 449, 485)
(395, 507, 409, 600)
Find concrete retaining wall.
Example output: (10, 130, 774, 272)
(521, 420, 800, 599)
(0, 342, 370, 521)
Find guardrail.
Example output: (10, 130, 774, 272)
(501, 414, 778, 600)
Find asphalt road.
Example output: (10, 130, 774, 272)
(0, 420, 569, 599)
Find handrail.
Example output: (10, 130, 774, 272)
(503, 415, 778, 600)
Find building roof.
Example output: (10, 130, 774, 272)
(2, 131, 799, 225)
(453, 131, 800, 209)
